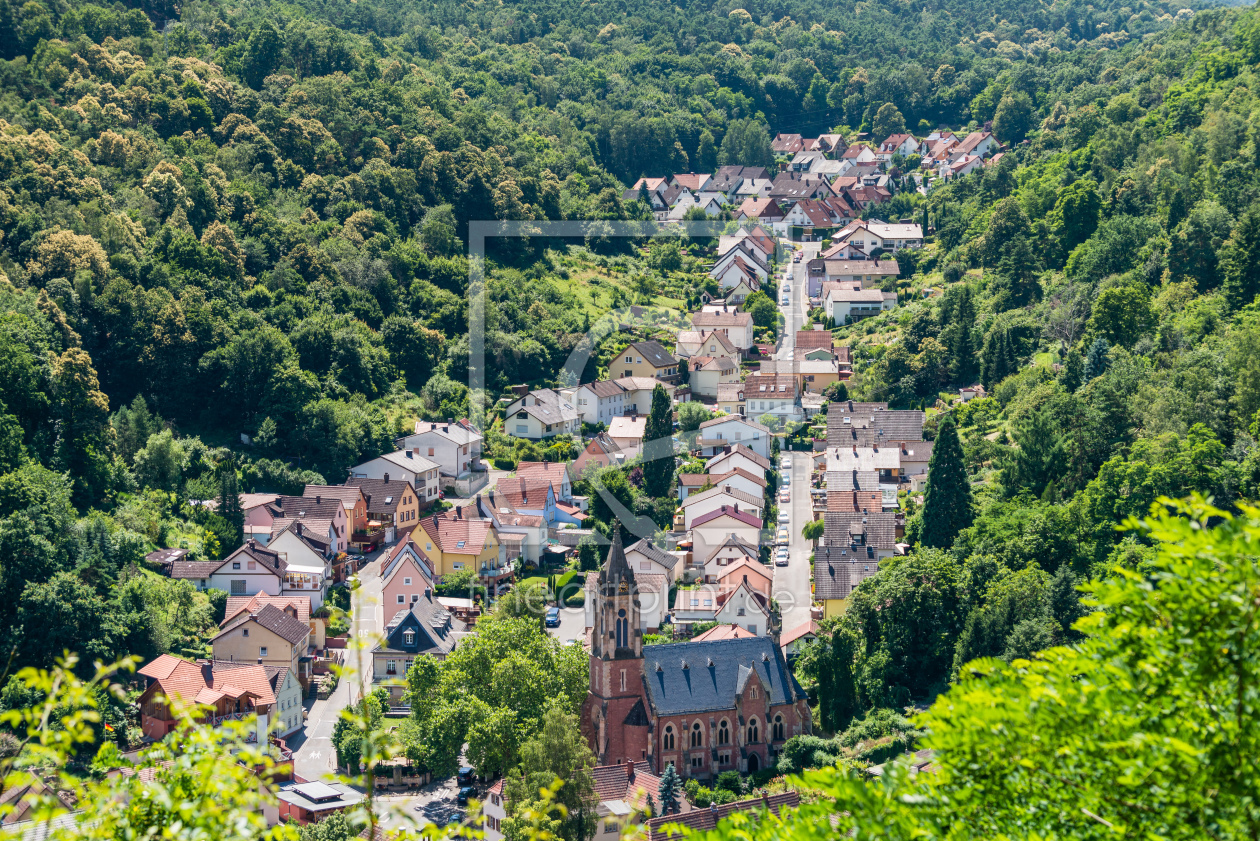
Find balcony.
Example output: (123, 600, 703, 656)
(479, 561, 515, 581)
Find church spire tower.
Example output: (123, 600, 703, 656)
(583, 524, 651, 767)
(593, 525, 642, 659)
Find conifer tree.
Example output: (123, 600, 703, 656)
(218, 465, 244, 547)
(642, 384, 674, 498)
(920, 415, 972, 548)
(1083, 337, 1110, 381)
(658, 763, 681, 815)
(1001, 411, 1067, 499)
(948, 287, 978, 385)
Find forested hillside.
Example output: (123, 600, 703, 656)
(0, 0, 1259, 705)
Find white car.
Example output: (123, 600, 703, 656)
(778, 511, 790, 524)
(783, 283, 791, 293)
(775, 548, 789, 566)
(780, 457, 792, 470)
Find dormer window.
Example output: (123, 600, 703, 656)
(403, 630, 415, 646)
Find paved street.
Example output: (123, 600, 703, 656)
(773, 238, 822, 634)
(292, 547, 386, 781)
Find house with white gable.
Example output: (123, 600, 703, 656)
(705, 444, 771, 479)
(679, 467, 767, 503)
(503, 389, 580, 440)
(877, 133, 919, 161)
(832, 220, 924, 258)
(948, 131, 997, 162)
(395, 419, 484, 493)
(568, 380, 628, 425)
(672, 580, 771, 636)
(349, 450, 442, 506)
(689, 505, 763, 569)
(681, 483, 764, 530)
(674, 330, 739, 361)
(827, 283, 897, 323)
(701, 534, 761, 583)
(691, 309, 755, 355)
(712, 242, 770, 280)
(686, 354, 741, 399)
(696, 415, 771, 459)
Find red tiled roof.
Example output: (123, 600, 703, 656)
(690, 505, 762, 530)
(138, 655, 277, 708)
(419, 511, 493, 554)
(514, 462, 569, 498)
(647, 792, 800, 841)
(691, 623, 757, 642)
(781, 619, 820, 646)
(222, 594, 311, 626)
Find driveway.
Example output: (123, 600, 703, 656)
(291, 546, 387, 781)
(545, 601, 588, 646)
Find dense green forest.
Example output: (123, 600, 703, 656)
(0, 0, 1259, 722)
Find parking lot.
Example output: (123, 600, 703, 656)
(374, 775, 468, 832)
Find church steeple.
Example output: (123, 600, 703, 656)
(593, 525, 642, 660)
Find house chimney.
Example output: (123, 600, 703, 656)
(626, 764, 635, 781)
(315, 495, 322, 505)
(384, 473, 390, 483)
(425, 587, 432, 601)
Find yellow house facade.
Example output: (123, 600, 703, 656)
(417, 511, 501, 578)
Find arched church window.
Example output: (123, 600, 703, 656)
(616, 608, 628, 648)
(663, 725, 675, 751)
(747, 718, 759, 744)
(773, 714, 784, 741)
(718, 720, 730, 745)
(691, 722, 703, 748)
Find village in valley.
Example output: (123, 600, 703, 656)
(110, 125, 990, 838)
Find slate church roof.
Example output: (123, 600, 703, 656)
(640, 637, 805, 716)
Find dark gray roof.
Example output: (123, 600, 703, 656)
(626, 537, 679, 570)
(345, 477, 412, 512)
(824, 400, 890, 447)
(641, 637, 806, 716)
(220, 541, 286, 576)
(823, 512, 897, 553)
(376, 592, 465, 656)
(628, 340, 677, 369)
(216, 603, 309, 645)
(828, 411, 925, 448)
(813, 551, 881, 601)
(170, 560, 221, 579)
(826, 470, 881, 492)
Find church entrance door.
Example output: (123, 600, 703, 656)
(747, 753, 760, 772)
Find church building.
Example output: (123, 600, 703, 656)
(582, 530, 811, 779)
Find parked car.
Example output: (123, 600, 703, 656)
(781, 472, 791, 485)
(545, 606, 561, 627)
(780, 488, 791, 503)
(775, 549, 789, 566)
(457, 787, 475, 806)
(776, 527, 789, 544)
(778, 511, 790, 524)
(793, 252, 802, 262)
(783, 283, 791, 292)
(458, 767, 476, 786)
(780, 457, 792, 471)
